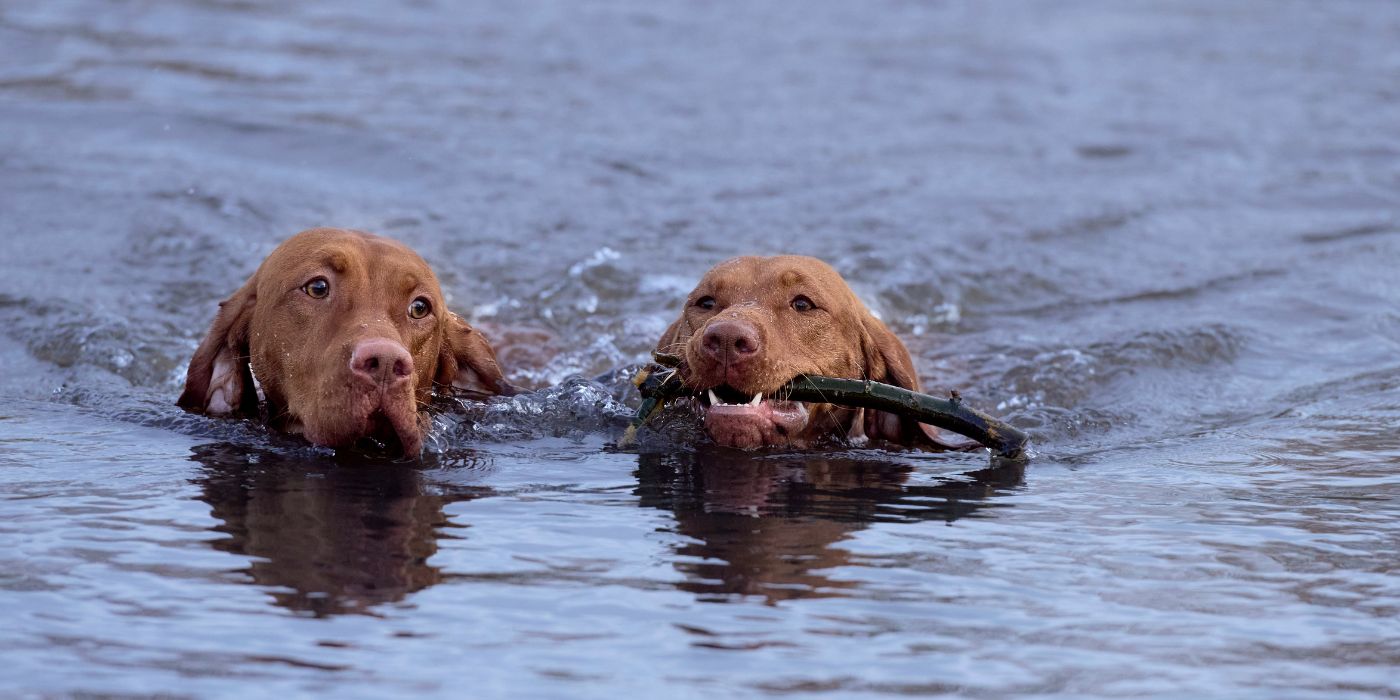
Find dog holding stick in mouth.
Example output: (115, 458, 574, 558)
(654, 255, 972, 450)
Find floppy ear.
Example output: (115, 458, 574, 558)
(435, 313, 514, 398)
(859, 314, 977, 450)
(178, 279, 259, 416)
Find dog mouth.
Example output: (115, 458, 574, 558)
(697, 383, 811, 449)
(352, 409, 419, 456)
(298, 393, 425, 458)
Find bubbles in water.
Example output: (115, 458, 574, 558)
(638, 273, 693, 296)
(434, 375, 634, 446)
(905, 302, 961, 335)
(109, 348, 134, 369)
(567, 246, 621, 277)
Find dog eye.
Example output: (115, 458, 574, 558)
(695, 296, 716, 311)
(408, 297, 432, 319)
(791, 295, 815, 312)
(303, 277, 330, 299)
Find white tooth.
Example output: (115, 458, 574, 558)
(708, 389, 720, 406)
(750, 392, 762, 406)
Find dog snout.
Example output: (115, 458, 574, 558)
(349, 339, 414, 388)
(701, 320, 762, 365)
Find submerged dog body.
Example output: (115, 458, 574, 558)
(656, 255, 968, 450)
(178, 228, 510, 455)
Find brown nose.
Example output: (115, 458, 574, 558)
(701, 320, 761, 364)
(350, 339, 414, 388)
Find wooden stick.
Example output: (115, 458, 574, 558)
(621, 353, 1029, 459)
(775, 376, 1028, 459)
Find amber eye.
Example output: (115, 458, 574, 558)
(408, 297, 432, 319)
(791, 295, 815, 312)
(303, 277, 330, 299)
(695, 296, 716, 311)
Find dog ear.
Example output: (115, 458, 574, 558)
(435, 313, 514, 398)
(178, 279, 259, 415)
(859, 314, 976, 449)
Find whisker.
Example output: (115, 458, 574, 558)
(793, 371, 855, 443)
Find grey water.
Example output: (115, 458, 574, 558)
(2, 1, 1398, 697)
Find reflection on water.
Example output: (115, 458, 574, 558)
(190, 443, 490, 617)
(191, 440, 1026, 614)
(637, 450, 1022, 603)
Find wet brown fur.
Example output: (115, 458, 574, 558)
(178, 228, 509, 454)
(655, 255, 953, 447)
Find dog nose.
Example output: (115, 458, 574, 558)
(701, 320, 761, 363)
(350, 339, 413, 387)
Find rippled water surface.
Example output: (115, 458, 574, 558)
(3, 1, 1399, 697)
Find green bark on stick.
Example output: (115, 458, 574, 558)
(775, 376, 1028, 459)
(622, 353, 1030, 459)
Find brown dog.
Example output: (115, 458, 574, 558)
(178, 228, 511, 455)
(656, 255, 970, 450)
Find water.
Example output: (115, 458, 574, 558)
(2, 1, 1398, 697)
